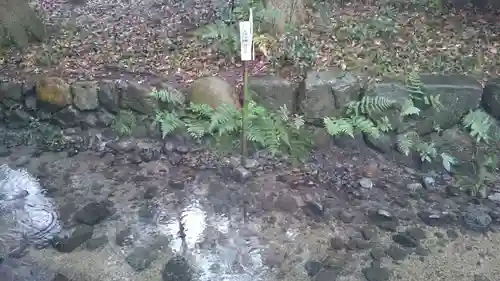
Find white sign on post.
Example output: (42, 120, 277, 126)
(239, 9, 254, 61)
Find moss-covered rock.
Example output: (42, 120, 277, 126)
(189, 76, 240, 108)
(36, 77, 72, 109)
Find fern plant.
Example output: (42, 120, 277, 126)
(149, 88, 311, 161)
(196, 0, 281, 57)
(111, 110, 137, 136)
(458, 109, 498, 197)
(405, 69, 442, 110)
(150, 89, 186, 138)
(197, 21, 240, 56)
(461, 109, 495, 144)
(324, 95, 398, 140)
(456, 154, 497, 198)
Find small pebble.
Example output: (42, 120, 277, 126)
(359, 178, 374, 189)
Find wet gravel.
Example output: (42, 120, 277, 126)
(1, 125, 500, 281)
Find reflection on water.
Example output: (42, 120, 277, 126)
(158, 198, 267, 281)
(0, 162, 270, 281)
(0, 164, 61, 248)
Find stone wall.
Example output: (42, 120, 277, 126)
(1, 71, 500, 170)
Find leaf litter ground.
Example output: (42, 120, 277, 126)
(0, 0, 498, 89)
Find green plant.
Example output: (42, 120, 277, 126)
(273, 25, 316, 73)
(461, 109, 495, 144)
(111, 110, 138, 136)
(323, 96, 398, 140)
(406, 69, 442, 109)
(196, 0, 281, 57)
(323, 70, 457, 170)
(150, 89, 312, 161)
(455, 109, 499, 197)
(197, 21, 241, 56)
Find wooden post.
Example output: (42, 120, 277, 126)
(239, 9, 253, 166)
(241, 60, 249, 165)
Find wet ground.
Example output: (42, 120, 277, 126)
(1, 125, 500, 281)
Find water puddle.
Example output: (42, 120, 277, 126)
(152, 197, 268, 281)
(0, 164, 62, 252)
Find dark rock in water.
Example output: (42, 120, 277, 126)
(53, 225, 94, 253)
(313, 268, 342, 281)
(116, 227, 135, 247)
(162, 255, 194, 281)
(392, 232, 419, 248)
(0, 146, 11, 157)
(421, 176, 437, 190)
(361, 227, 377, 241)
(385, 244, 408, 261)
(143, 186, 159, 199)
(74, 200, 113, 225)
(67, 147, 79, 157)
(304, 260, 323, 277)
(339, 210, 355, 223)
(53, 273, 71, 281)
(446, 229, 459, 240)
(330, 236, 345, 250)
(304, 199, 324, 218)
(418, 211, 455, 227)
(362, 265, 390, 281)
(370, 247, 385, 260)
(85, 235, 109, 250)
(233, 166, 252, 182)
(125, 246, 158, 272)
(375, 209, 393, 220)
(415, 246, 430, 256)
(406, 227, 426, 241)
(168, 179, 185, 190)
(32, 149, 44, 158)
(347, 237, 371, 250)
(464, 206, 492, 232)
(371, 209, 399, 232)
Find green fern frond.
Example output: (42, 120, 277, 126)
(352, 116, 380, 139)
(346, 96, 396, 116)
(414, 141, 437, 163)
(440, 152, 457, 172)
(291, 114, 305, 130)
(188, 103, 215, 118)
(323, 117, 355, 137)
(406, 69, 426, 97)
(150, 89, 185, 106)
(185, 119, 211, 139)
(375, 116, 392, 132)
(462, 109, 494, 144)
(153, 111, 184, 138)
(400, 99, 420, 117)
(405, 70, 442, 110)
(210, 104, 241, 134)
(396, 131, 418, 156)
(111, 110, 137, 136)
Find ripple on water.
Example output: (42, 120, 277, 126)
(154, 197, 268, 281)
(0, 164, 61, 247)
